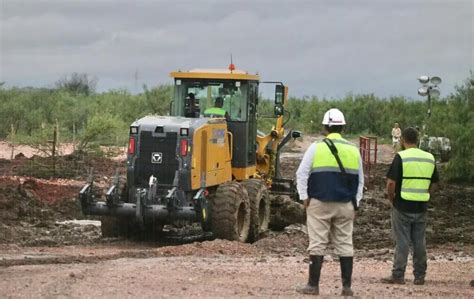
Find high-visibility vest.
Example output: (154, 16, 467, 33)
(399, 148, 435, 202)
(204, 107, 226, 117)
(308, 133, 360, 202)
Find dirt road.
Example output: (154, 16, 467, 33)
(1, 242, 473, 298)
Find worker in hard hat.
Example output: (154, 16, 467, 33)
(382, 127, 439, 286)
(203, 97, 229, 119)
(295, 108, 364, 296)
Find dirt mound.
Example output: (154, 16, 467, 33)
(274, 160, 474, 250)
(428, 182, 474, 244)
(354, 164, 474, 248)
(0, 158, 24, 176)
(0, 176, 91, 246)
(353, 191, 393, 249)
(0, 177, 77, 225)
(156, 239, 259, 257)
(255, 225, 308, 255)
(269, 195, 305, 230)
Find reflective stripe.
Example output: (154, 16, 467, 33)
(331, 139, 357, 147)
(402, 176, 432, 180)
(311, 167, 359, 175)
(401, 188, 429, 194)
(401, 157, 435, 164)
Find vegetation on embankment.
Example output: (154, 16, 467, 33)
(0, 74, 472, 181)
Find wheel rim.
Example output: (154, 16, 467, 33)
(237, 201, 246, 237)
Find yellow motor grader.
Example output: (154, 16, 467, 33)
(79, 66, 300, 242)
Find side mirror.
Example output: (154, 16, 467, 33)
(274, 84, 285, 116)
(274, 105, 284, 116)
(275, 85, 284, 105)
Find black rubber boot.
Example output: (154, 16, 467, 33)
(380, 275, 405, 284)
(296, 255, 323, 295)
(340, 256, 353, 296)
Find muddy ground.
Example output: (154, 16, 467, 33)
(1, 139, 473, 297)
(1, 246, 473, 298)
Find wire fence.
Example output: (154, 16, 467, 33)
(17, 158, 87, 179)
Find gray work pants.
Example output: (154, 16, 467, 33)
(391, 208, 428, 279)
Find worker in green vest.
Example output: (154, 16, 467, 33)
(382, 127, 439, 286)
(204, 97, 229, 119)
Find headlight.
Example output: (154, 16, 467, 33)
(130, 126, 138, 134)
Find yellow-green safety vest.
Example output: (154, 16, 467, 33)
(308, 133, 360, 201)
(204, 107, 226, 117)
(399, 147, 435, 202)
(311, 134, 360, 175)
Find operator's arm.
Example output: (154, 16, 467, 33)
(296, 143, 316, 207)
(356, 155, 364, 206)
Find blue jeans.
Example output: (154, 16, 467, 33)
(391, 208, 427, 279)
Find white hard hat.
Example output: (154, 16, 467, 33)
(322, 108, 346, 126)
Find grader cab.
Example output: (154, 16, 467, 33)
(79, 67, 300, 242)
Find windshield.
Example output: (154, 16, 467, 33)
(172, 79, 249, 121)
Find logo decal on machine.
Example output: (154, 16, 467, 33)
(151, 152, 162, 164)
(211, 129, 225, 144)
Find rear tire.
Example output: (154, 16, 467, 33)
(210, 181, 250, 242)
(242, 179, 271, 242)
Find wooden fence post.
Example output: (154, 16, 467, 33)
(10, 124, 15, 160)
(73, 122, 76, 152)
(52, 125, 57, 176)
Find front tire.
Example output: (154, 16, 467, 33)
(210, 181, 250, 242)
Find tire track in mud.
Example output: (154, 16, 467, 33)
(0, 239, 259, 268)
(0, 249, 158, 268)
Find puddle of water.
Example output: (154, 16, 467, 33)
(280, 152, 303, 159)
(56, 220, 101, 226)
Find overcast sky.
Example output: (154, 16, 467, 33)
(1, 0, 472, 98)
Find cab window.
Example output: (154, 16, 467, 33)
(173, 80, 249, 121)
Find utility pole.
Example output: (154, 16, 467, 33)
(417, 75, 442, 138)
(73, 122, 76, 152)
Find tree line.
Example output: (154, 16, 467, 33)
(0, 74, 472, 181)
